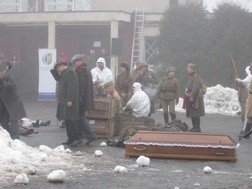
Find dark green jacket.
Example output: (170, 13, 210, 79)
(56, 68, 80, 121)
(157, 77, 179, 102)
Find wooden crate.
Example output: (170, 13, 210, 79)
(125, 131, 238, 161)
(93, 98, 115, 111)
(114, 116, 155, 136)
(89, 119, 115, 139)
(86, 99, 115, 119)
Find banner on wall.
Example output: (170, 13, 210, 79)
(38, 48, 57, 100)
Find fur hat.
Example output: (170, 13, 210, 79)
(166, 67, 176, 73)
(121, 62, 130, 71)
(70, 54, 83, 64)
(104, 81, 114, 88)
(97, 57, 106, 64)
(54, 60, 68, 67)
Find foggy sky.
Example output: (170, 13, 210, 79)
(204, 0, 252, 12)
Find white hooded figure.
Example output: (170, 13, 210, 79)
(236, 65, 252, 89)
(124, 82, 151, 117)
(91, 57, 114, 86)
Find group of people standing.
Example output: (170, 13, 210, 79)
(51, 55, 97, 147)
(0, 49, 206, 145)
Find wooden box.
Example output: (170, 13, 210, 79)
(89, 119, 115, 139)
(125, 131, 238, 161)
(114, 116, 155, 136)
(86, 99, 115, 119)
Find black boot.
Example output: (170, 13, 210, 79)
(170, 113, 176, 121)
(163, 113, 169, 124)
(189, 117, 201, 132)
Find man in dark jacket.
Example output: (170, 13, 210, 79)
(0, 62, 26, 139)
(183, 63, 205, 132)
(53, 61, 80, 146)
(70, 54, 97, 145)
(135, 62, 158, 115)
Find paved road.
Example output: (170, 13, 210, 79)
(5, 101, 252, 189)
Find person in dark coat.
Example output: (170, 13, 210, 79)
(135, 62, 158, 115)
(70, 54, 97, 145)
(115, 62, 133, 106)
(0, 62, 26, 139)
(53, 61, 80, 146)
(183, 63, 205, 132)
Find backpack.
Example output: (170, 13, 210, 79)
(201, 80, 207, 95)
(152, 119, 188, 132)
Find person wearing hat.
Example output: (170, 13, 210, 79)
(0, 61, 26, 140)
(91, 57, 114, 97)
(104, 81, 122, 116)
(135, 61, 158, 115)
(157, 66, 180, 124)
(115, 62, 133, 106)
(107, 82, 151, 147)
(70, 54, 97, 145)
(235, 64, 252, 135)
(52, 61, 81, 146)
(183, 63, 205, 132)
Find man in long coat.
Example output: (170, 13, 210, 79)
(70, 54, 96, 145)
(54, 61, 80, 146)
(183, 63, 205, 132)
(0, 62, 26, 139)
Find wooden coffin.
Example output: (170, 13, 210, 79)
(89, 119, 115, 139)
(86, 99, 115, 119)
(125, 131, 238, 161)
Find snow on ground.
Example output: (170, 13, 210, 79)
(0, 84, 241, 186)
(176, 84, 240, 116)
(0, 127, 89, 186)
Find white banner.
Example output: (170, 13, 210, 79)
(38, 48, 57, 100)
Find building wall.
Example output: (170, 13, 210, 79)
(91, 0, 170, 13)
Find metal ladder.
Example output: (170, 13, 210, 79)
(130, 9, 145, 72)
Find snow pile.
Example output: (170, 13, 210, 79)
(14, 174, 29, 184)
(94, 150, 103, 157)
(114, 165, 128, 174)
(203, 166, 213, 173)
(0, 127, 74, 185)
(176, 84, 240, 116)
(136, 156, 150, 167)
(47, 170, 66, 182)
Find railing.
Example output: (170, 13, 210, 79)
(0, 0, 91, 13)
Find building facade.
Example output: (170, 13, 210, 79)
(0, 0, 201, 100)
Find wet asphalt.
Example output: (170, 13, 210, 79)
(4, 100, 252, 189)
